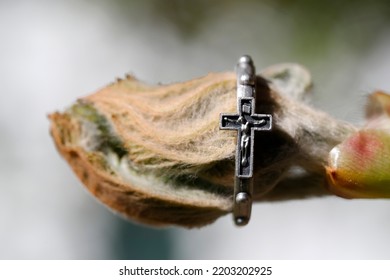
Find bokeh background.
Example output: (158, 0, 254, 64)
(1, 0, 390, 259)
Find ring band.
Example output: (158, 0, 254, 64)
(220, 55, 272, 226)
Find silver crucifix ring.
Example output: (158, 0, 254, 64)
(220, 55, 273, 226)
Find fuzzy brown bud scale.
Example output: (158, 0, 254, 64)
(49, 64, 356, 227)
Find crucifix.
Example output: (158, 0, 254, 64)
(220, 55, 272, 226)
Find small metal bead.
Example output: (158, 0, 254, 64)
(238, 55, 253, 65)
(235, 192, 250, 204)
(240, 74, 251, 85)
(235, 217, 248, 226)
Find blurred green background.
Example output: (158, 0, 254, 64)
(1, 0, 390, 259)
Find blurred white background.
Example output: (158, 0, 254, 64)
(1, 0, 390, 259)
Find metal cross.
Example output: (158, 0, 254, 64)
(220, 55, 272, 226)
